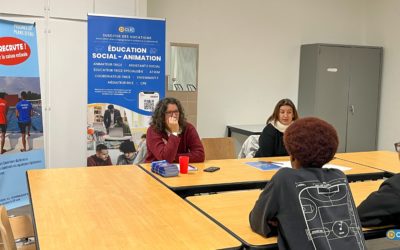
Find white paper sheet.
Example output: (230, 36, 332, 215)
(273, 161, 351, 172)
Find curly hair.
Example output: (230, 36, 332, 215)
(150, 97, 187, 133)
(119, 141, 136, 153)
(284, 117, 338, 168)
(267, 98, 299, 124)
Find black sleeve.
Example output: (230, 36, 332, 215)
(255, 125, 275, 157)
(249, 178, 280, 236)
(357, 176, 400, 227)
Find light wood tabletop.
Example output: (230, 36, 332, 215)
(187, 180, 384, 247)
(27, 166, 241, 250)
(336, 151, 400, 174)
(140, 156, 383, 192)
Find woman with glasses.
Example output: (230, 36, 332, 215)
(255, 98, 299, 157)
(145, 97, 205, 163)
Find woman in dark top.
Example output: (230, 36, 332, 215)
(255, 98, 299, 157)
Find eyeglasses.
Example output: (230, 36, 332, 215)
(165, 110, 179, 116)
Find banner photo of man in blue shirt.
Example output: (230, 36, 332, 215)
(16, 91, 33, 152)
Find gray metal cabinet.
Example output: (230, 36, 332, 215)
(298, 44, 382, 152)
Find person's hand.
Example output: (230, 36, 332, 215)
(167, 116, 180, 133)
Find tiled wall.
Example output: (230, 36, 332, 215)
(165, 90, 198, 128)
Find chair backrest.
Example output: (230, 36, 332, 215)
(0, 206, 35, 250)
(395, 142, 400, 160)
(0, 206, 16, 250)
(238, 135, 260, 158)
(133, 141, 147, 164)
(201, 137, 236, 160)
(8, 216, 34, 241)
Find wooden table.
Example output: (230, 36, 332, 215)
(27, 166, 241, 250)
(336, 151, 400, 174)
(187, 180, 384, 249)
(227, 124, 265, 137)
(140, 157, 384, 197)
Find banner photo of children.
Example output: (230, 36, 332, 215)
(87, 103, 148, 166)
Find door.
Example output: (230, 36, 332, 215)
(315, 46, 351, 152)
(346, 47, 381, 152)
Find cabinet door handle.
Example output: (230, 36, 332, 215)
(349, 105, 355, 114)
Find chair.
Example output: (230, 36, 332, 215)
(395, 142, 400, 152)
(201, 137, 236, 160)
(0, 206, 36, 250)
(186, 84, 197, 91)
(133, 140, 147, 164)
(173, 83, 184, 91)
(238, 135, 260, 158)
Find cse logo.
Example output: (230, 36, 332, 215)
(387, 229, 400, 240)
(118, 26, 135, 33)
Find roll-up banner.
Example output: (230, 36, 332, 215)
(87, 14, 165, 165)
(0, 19, 45, 209)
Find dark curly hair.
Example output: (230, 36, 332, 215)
(267, 98, 299, 124)
(284, 117, 338, 168)
(119, 141, 136, 153)
(150, 97, 187, 133)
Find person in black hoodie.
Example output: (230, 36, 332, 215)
(357, 144, 400, 227)
(249, 117, 366, 250)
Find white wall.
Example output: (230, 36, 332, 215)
(0, 0, 46, 17)
(148, 0, 367, 141)
(47, 19, 88, 168)
(1, 0, 146, 168)
(365, 0, 400, 150)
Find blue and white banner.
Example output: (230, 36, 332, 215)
(87, 14, 165, 165)
(0, 19, 45, 209)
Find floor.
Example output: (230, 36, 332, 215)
(9, 205, 400, 250)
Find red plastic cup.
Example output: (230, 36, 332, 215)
(179, 156, 189, 174)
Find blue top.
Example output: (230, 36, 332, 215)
(16, 100, 33, 123)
